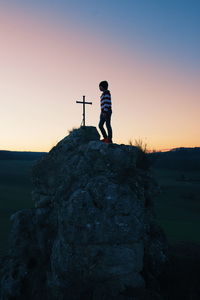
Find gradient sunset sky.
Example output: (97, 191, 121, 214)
(1, 0, 200, 152)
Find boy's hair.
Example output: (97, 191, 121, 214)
(99, 80, 108, 90)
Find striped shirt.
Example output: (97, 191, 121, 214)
(100, 90, 112, 113)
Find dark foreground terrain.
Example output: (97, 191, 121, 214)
(0, 241, 199, 299)
(158, 241, 200, 300)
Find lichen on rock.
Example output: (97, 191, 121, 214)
(0, 126, 169, 300)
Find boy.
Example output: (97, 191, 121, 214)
(98, 80, 113, 143)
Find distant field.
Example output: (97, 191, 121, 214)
(0, 159, 200, 257)
(0, 160, 35, 256)
(151, 168, 200, 244)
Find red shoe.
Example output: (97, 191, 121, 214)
(104, 138, 110, 143)
(100, 138, 106, 142)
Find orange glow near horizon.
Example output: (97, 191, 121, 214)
(0, 6, 199, 152)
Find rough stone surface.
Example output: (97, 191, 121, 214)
(0, 126, 169, 300)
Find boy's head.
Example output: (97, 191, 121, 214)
(99, 80, 108, 91)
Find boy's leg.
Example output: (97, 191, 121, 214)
(98, 113, 107, 139)
(105, 111, 112, 141)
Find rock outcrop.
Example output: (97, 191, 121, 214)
(0, 126, 169, 300)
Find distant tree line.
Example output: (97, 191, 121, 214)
(148, 148, 200, 171)
(0, 151, 46, 161)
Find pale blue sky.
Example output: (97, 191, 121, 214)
(4, 0, 200, 71)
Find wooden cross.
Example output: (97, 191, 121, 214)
(76, 96, 92, 126)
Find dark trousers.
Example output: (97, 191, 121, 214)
(98, 110, 112, 140)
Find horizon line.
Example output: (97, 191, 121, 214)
(1, 146, 200, 154)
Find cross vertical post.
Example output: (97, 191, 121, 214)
(76, 96, 92, 126)
(83, 95, 86, 126)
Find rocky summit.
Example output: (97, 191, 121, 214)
(0, 126, 169, 300)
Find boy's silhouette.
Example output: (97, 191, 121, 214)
(98, 80, 113, 143)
